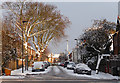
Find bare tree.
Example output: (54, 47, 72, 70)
(2, 18, 22, 69)
(2, 1, 70, 60)
(29, 3, 70, 58)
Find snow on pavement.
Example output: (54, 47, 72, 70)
(59, 66, 119, 80)
(11, 66, 52, 76)
(53, 66, 60, 74)
(0, 66, 52, 79)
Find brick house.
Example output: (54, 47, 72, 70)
(108, 16, 120, 76)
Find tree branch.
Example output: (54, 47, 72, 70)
(30, 29, 49, 37)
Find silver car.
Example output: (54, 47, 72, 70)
(32, 61, 45, 72)
(74, 63, 91, 75)
(67, 62, 75, 70)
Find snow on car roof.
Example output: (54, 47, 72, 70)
(34, 61, 44, 63)
(76, 63, 91, 71)
(69, 62, 75, 63)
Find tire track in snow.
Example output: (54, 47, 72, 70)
(53, 66, 61, 74)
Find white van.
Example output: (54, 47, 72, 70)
(32, 61, 45, 72)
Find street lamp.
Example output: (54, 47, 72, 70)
(21, 20, 28, 73)
(66, 40, 69, 61)
(74, 39, 79, 63)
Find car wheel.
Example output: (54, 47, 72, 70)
(42, 69, 45, 71)
(32, 70, 35, 72)
(74, 69, 77, 73)
(72, 68, 74, 70)
(77, 70, 82, 74)
(87, 71, 91, 75)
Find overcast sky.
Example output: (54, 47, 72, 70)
(0, 1, 118, 54)
(47, 2, 118, 54)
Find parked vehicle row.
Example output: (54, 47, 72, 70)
(32, 61, 51, 72)
(58, 61, 91, 75)
(64, 61, 69, 68)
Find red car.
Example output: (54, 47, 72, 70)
(58, 62, 64, 67)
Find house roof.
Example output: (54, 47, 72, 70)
(48, 54, 60, 58)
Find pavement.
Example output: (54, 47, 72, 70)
(1, 80, 120, 83)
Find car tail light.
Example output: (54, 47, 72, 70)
(32, 65, 34, 67)
(42, 65, 43, 67)
(62, 64, 64, 66)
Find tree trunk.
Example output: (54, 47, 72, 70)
(96, 55, 103, 74)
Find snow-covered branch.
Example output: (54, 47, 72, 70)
(14, 31, 22, 40)
(15, 22, 22, 32)
(27, 21, 45, 36)
(91, 44, 101, 53)
(30, 29, 49, 37)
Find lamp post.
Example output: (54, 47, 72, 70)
(66, 40, 69, 61)
(75, 39, 79, 63)
(21, 20, 28, 73)
(21, 21, 24, 73)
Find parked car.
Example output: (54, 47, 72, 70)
(47, 61, 51, 66)
(64, 61, 69, 68)
(43, 62, 48, 69)
(58, 62, 64, 66)
(74, 63, 91, 75)
(67, 62, 75, 70)
(57, 62, 61, 66)
(32, 61, 45, 72)
(44, 61, 51, 67)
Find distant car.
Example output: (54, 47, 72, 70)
(74, 63, 91, 75)
(58, 62, 64, 66)
(57, 62, 61, 66)
(47, 62, 51, 66)
(44, 61, 51, 67)
(67, 62, 75, 70)
(32, 61, 45, 72)
(64, 61, 69, 68)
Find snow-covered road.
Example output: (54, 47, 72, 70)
(53, 66, 61, 74)
(1, 66, 119, 80)
(25, 66, 95, 80)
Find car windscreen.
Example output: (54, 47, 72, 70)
(68, 63, 75, 65)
